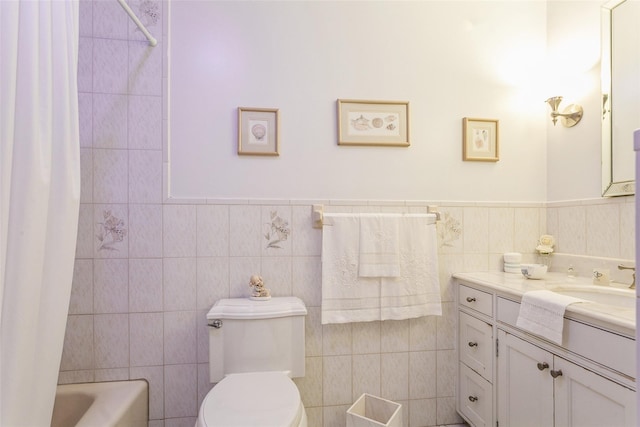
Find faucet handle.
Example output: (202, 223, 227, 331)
(617, 264, 636, 289)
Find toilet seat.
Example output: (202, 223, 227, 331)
(196, 371, 305, 427)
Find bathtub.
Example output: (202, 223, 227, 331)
(51, 380, 148, 427)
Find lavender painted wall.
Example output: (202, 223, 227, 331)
(59, 1, 634, 427)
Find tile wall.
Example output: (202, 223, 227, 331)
(61, 1, 635, 427)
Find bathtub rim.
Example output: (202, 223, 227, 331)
(53, 379, 149, 427)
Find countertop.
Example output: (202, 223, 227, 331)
(452, 271, 637, 338)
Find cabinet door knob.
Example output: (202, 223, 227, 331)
(468, 341, 478, 347)
(550, 369, 563, 378)
(466, 297, 476, 303)
(537, 362, 549, 371)
(468, 396, 478, 402)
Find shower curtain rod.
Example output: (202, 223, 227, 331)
(116, 0, 157, 47)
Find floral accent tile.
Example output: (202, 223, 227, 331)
(96, 210, 127, 252)
(125, 0, 162, 43)
(264, 210, 290, 249)
(437, 211, 462, 249)
(138, 0, 160, 28)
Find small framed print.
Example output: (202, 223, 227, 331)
(238, 107, 279, 156)
(337, 99, 410, 147)
(463, 117, 499, 162)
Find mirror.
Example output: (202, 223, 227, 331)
(601, 0, 639, 197)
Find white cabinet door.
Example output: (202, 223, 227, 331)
(497, 330, 554, 427)
(554, 356, 636, 427)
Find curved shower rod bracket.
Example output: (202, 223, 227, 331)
(116, 0, 157, 47)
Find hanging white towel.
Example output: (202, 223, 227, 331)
(321, 213, 441, 324)
(359, 214, 400, 277)
(321, 214, 380, 324)
(381, 216, 441, 320)
(516, 290, 586, 345)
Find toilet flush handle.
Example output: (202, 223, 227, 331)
(208, 319, 223, 329)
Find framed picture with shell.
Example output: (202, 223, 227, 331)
(238, 107, 280, 156)
(337, 99, 410, 147)
(462, 117, 499, 162)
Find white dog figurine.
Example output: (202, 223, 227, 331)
(249, 275, 270, 298)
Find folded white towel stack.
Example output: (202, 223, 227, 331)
(516, 290, 585, 345)
(503, 252, 522, 274)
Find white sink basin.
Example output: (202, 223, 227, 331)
(550, 286, 635, 309)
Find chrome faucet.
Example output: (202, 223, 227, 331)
(617, 264, 636, 289)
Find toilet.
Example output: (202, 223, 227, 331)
(196, 296, 308, 427)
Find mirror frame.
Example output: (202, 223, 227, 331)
(601, 0, 635, 197)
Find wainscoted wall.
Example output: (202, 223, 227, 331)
(547, 198, 635, 261)
(64, 187, 635, 427)
(62, 1, 635, 427)
(65, 189, 556, 427)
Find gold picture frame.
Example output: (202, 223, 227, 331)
(337, 99, 410, 147)
(463, 117, 499, 162)
(238, 107, 280, 156)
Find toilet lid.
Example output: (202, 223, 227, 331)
(198, 372, 303, 427)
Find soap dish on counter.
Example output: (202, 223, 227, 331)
(521, 263, 548, 279)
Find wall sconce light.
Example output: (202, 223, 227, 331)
(545, 96, 583, 127)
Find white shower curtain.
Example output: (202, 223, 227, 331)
(1, 1, 80, 426)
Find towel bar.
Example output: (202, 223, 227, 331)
(312, 204, 441, 228)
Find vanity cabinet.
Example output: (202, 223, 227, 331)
(457, 285, 495, 427)
(455, 276, 636, 427)
(496, 330, 553, 426)
(497, 330, 636, 427)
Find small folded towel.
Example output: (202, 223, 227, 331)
(516, 290, 585, 345)
(359, 214, 400, 277)
(321, 214, 381, 324)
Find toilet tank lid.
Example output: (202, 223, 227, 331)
(207, 296, 307, 320)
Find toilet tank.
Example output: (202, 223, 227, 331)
(206, 297, 307, 383)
